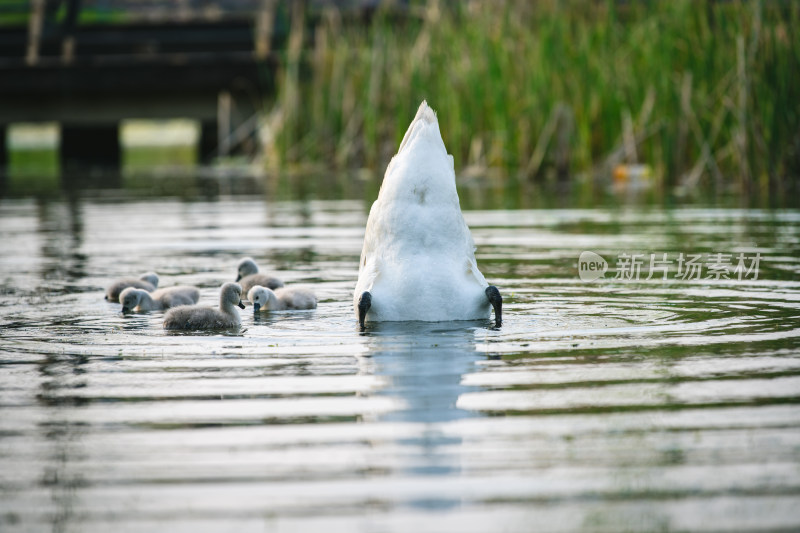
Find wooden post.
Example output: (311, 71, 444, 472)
(26, 0, 45, 66)
(0, 124, 7, 195)
(255, 0, 277, 60)
(199, 121, 218, 164)
(61, 0, 81, 65)
(218, 91, 232, 158)
(0, 124, 7, 169)
(60, 123, 121, 183)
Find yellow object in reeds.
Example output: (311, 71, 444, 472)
(613, 164, 652, 191)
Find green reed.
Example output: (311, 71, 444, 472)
(269, 0, 799, 199)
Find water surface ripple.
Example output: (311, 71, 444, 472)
(1, 198, 799, 532)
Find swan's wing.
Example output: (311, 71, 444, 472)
(357, 198, 384, 288)
(358, 200, 381, 274)
(462, 218, 488, 288)
(357, 255, 380, 294)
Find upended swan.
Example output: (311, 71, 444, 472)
(163, 282, 245, 330)
(120, 285, 200, 313)
(105, 272, 159, 302)
(247, 285, 317, 312)
(353, 101, 502, 329)
(236, 257, 284, 295)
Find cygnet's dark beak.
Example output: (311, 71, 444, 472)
(238, 300, 246, 309)
(235, 274, 242, 282)
(253, 302, 261, 312)
(121, 306, 130, 314)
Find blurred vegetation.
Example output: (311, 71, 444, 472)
(6, 149, 59, 195)
(123, 146, 196, 172)
(267, 0, 800, 200)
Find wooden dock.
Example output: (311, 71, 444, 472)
(0, 0, 385, 179)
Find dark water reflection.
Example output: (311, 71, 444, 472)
(0, 194, 799, 532)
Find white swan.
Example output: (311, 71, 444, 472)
(353, 101, 502, 328)
(120, 285, 200, 313)
(163, 282, 245, 330)
(236, 257, 284, 295)
(105, 272, 159, 302)
(247, 285, 317, 312)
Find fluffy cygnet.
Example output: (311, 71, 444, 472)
(105, 272, 159, 302)
(247, 285, 317, 312)
(120, 286, 200, 313)
(163, 282, 245, 330)
(236, 257, 284, 295)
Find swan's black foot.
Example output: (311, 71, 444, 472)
(486, 285, 502, 327)
(358, 291, 372, 330)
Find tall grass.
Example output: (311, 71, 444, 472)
(267, 0, 799, 199)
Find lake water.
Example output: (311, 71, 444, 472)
(1, 193, 799, 532)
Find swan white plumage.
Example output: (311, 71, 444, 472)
(353, 101, 502, 328)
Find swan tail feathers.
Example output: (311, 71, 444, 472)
(360, 256, 380, 293)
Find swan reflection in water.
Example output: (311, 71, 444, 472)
(360, 320, 494, 509)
